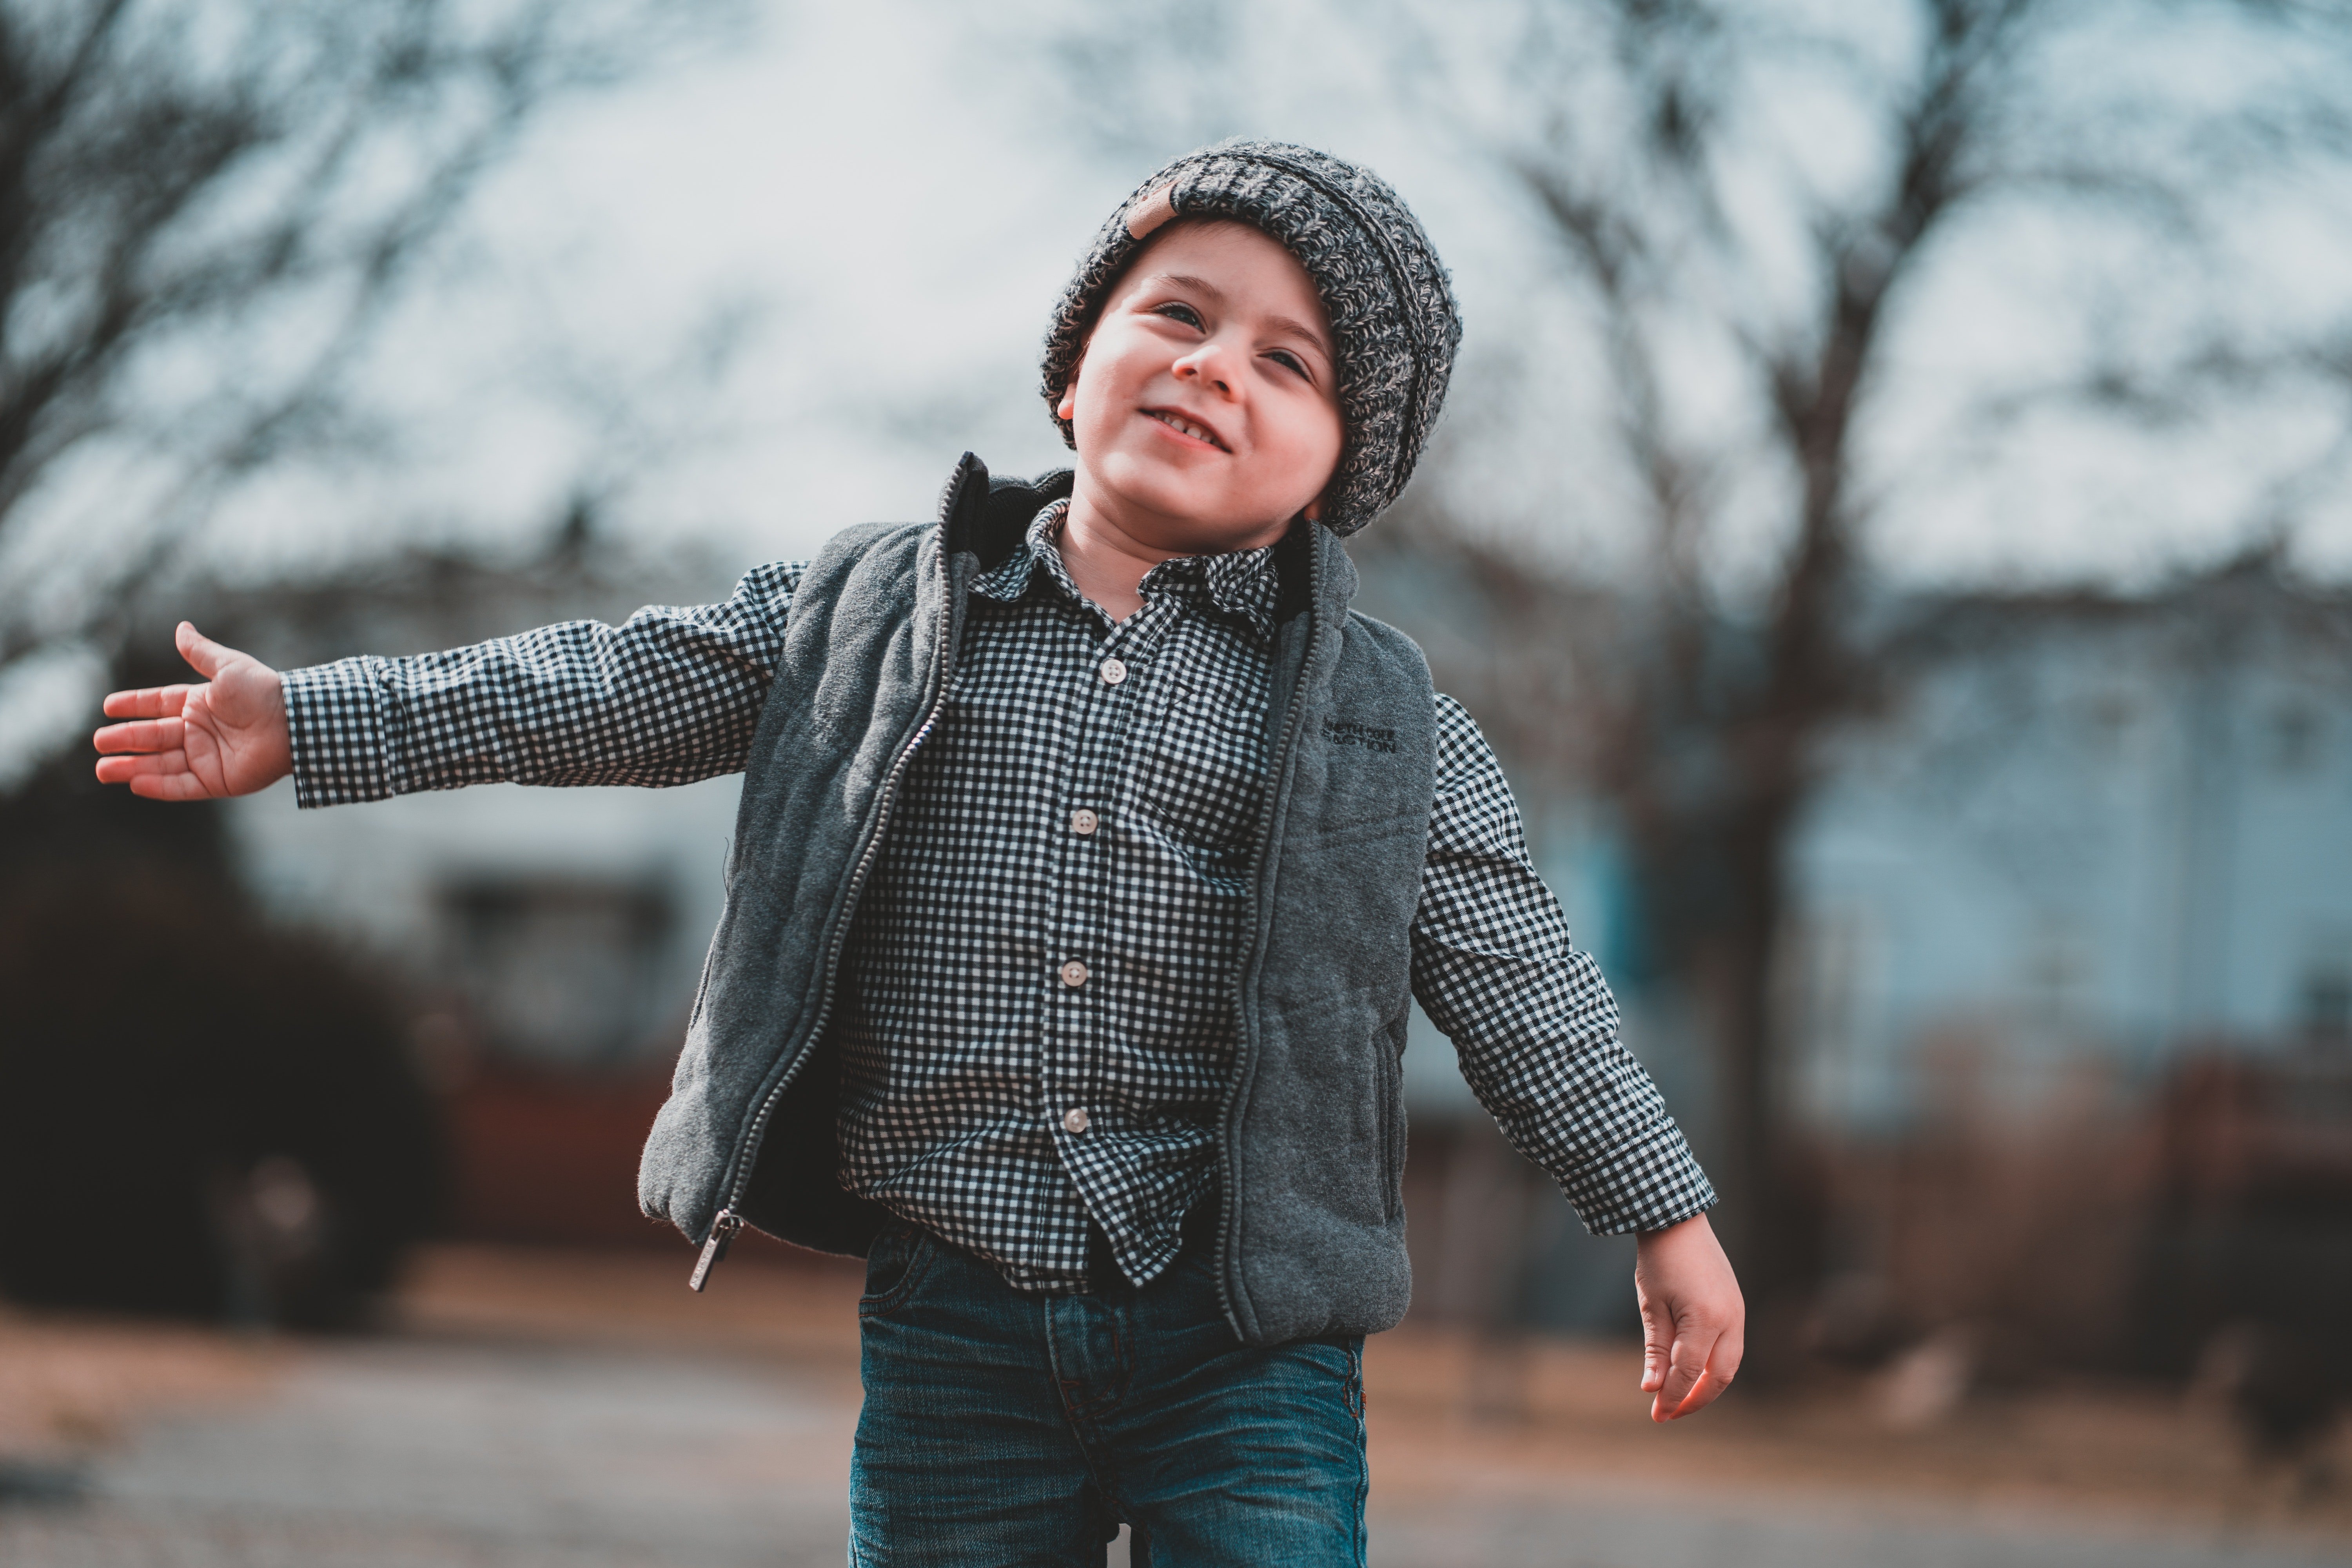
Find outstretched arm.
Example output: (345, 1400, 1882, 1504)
(93, 622, 290, 800)
(95, 563, 801, 810)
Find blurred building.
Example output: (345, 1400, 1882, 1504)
(1775, 559, 2352, 1379)
(1784, 556, 2352, 1129)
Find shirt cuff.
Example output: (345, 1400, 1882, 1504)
(1557, 1121, 1720, 1236)
(281, 659, 394, 808)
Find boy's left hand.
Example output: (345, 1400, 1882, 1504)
(1634, 1212, 1744, 1422)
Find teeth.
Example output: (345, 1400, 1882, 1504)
(1151, 410, 1217, 446)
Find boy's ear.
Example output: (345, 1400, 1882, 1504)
(1055, 371, 1078, 425)
(1303, 494, 1323, 523)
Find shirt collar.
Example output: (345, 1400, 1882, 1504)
(969, 499, 1283, 642)
(969, 503, 1058, 604)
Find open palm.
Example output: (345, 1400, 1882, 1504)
(93, 622, 291, 800)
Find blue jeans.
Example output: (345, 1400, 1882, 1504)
(848, 1220, 1368, 1566)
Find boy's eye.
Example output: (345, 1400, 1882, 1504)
(1266, 348, 1312, 382)
(1154, 301, 1205, 329)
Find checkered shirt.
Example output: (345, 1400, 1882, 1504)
(282, 505, 1715, 1292)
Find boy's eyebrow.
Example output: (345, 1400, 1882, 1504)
(1264, 313, 1333, 360)
(1152, 272, 1333, 360)
(1155, 272, 1226, 303)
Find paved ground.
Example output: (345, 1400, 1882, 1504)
(2, 1338, 849, 1568)
(8, 1334, 2349, 1568)
(3, 1246, 2347, 1567)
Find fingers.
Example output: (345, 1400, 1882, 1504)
(176, 621, 230, 679)
(95, 748, 194, 791)
(1651, 1319, 1743, 1422)
(94, 717, 185, 756)
(100, 684, 194, 720)
(1651, 1322, 1713, 1421)
(1637, 1283, 1669, 1394)
(93, 718, 215, 800)
(93, 749, 215, 800)
(1681, 1321, 1745, 1415)
(1669, 1362, 1736, 1419)
(99, 621, 234, 716)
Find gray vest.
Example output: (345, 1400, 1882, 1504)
(637, 454, 1437, 1346)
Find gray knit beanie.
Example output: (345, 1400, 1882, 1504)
(1040, 140, 1462, 537)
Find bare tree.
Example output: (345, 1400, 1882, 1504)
(0, 0, 729, 680)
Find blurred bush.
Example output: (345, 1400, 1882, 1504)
(0, 696, 445, 1327)
(0, 869, 446, 1327)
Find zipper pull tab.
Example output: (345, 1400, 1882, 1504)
(689, 1209, 742, 1292)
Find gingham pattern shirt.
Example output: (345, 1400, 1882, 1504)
(283, 506, 1715, 1291)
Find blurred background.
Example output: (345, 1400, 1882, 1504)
(4, 0, 2352, 1563)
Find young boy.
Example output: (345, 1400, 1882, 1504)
(96, 140, 1741, 1564)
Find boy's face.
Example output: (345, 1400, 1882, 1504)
(1058, 221, 1343, 553)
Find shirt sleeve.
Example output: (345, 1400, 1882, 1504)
(279, 561, 803, 808)
(1410, 692, 1718, 1234)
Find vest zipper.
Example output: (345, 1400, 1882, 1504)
(1212, 528, 1326, 1336)
(690, 534, 963, 1292)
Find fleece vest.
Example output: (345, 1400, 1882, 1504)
(636, 454, 1437, 1347)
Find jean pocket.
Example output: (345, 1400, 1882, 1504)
(858, 1224, 939, 1319)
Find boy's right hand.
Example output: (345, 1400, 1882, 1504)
(93, 622, 291, 800)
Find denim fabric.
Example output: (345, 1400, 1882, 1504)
(849, 1220, 1368, 1566)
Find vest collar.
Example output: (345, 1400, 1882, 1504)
(935, 452, 1353, 632)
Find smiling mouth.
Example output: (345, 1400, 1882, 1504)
(1144, 409, 1227, 450)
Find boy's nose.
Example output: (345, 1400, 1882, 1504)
(1174, 349, 1236, 396)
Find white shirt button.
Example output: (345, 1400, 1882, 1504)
(1099, 657, 1127, 685)
(1071, 808, 1099, 836)
(1059, 959, 1089, 988)
(1062, 1107, 1091, 1134)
